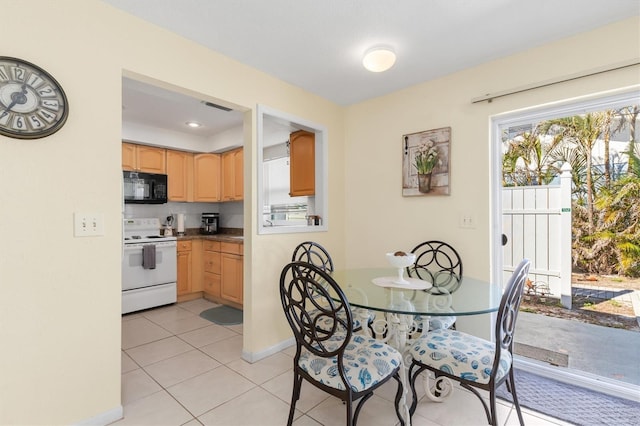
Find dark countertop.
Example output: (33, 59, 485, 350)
(176, 228, 243, 243)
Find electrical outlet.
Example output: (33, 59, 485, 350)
(459, 212, 476, 229)
(74, 212, 104, 237)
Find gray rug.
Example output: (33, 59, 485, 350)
(496, 369, 640, 425)
(200, 305, 243, 325)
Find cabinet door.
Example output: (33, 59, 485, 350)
(193, 154, 221, 202)
(221, 253, 243, 305)
(137, 145, 166, 173)
(289, 130, 315, 196)
(234, 149, 244, 200)
(177, 249, 192, 296)
(122, 143, 136, 171)
(221, 150, 235, 201)
(167, 150, 193, 201)
(190, 239, 203, 292)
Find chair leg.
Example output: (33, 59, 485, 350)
(508, 368, 525, 426)
(392, 373, 406, 426)
(353, 392, 373, 425)
(489, 390, 498, 426)
(408, 362, 427, 415)
(287, 372, 303, 426)
(346, 398, 354, 425)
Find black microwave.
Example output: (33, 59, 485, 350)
(123, 171, 168, 204)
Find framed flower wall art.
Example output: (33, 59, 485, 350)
(402, 127, 451, 196)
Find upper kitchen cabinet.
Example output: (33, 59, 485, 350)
(289, 130, 315, 197)
(222, 148, 243, 201)
(122, 143, 167, 173)
(193, 153, 221, 202)
(166, 149, 194, 202)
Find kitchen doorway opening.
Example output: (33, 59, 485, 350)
(490, 88, 640, 401)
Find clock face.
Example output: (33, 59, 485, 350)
(0, 57, 68, 139)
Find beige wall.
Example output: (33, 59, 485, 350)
(344, 17, 640, 277)
(0, 1, 345, 424)
(1, 1, 637, 424)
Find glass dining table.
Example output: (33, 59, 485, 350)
(327, 267, 504, 416)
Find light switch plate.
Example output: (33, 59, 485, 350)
(459, 211, 476, 229)
(74, 212, 105, 237)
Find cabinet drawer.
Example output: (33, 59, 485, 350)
(221, 242, 243, 255)
(204, 240, 221, 252)
(203, 272, 221, 298)
(203, 251, 221, 274)
(177, 240, 192, 252)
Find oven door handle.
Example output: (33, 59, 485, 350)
(123, 241, 177, 250)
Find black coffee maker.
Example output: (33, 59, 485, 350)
(200, 213, 219, 235)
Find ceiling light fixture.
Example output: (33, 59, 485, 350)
(186, 121, 201, 128)
(362, 46, 396, 73)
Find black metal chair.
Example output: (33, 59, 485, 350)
(406, 240, 463, 294)
(280, 261, 406, 426)
(291, 241, 374, 332)
(406, 240, 463, 330)
(291, 241, 335, 272)
(407, 258, 531, 426)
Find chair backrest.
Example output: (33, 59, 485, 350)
(280, 261, 352, 358)
(407, 240, 463, 294)
(492, 258, 531, 377)
(291, 241, 334, 272)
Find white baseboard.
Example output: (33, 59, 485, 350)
(514, 356, 640, 403)
(73, 405, 123, 426)
(242, 337, 295, 363)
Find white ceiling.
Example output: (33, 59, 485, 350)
(110, 0, 639, 137)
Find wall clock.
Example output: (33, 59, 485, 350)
(0, 56, 69, 139)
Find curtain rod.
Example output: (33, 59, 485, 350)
(471, 59, 640, 104)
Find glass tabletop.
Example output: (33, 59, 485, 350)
(329, 268, 503, 316)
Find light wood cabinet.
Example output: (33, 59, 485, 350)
(176, 239, 203, 302)
(122, 142, 166, 173)
(203, 240, 222, 299)
(220, 249, 243, 304)
(177, 240, 192, 296)
(166, 149, 194, 201)
(221, 148, 243, 201)
(289, 130, 315, 196)
(202, 240, 242, 307)
(193, 153, 221, 202)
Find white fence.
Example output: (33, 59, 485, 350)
(502, 163, 573, 308)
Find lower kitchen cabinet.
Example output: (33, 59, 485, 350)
(220, 251, 243, 304)
(177, 239, 203, 302)
(202, 240, 243, 307)
(177, 240, 192, 297)
(203, 240, 221, 299)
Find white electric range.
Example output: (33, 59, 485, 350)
(122, 218, 177, 314)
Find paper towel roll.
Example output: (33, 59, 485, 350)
(177, 213, 185, 233)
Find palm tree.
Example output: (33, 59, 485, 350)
(541, 114, 606, 233)
(594, 174, 640, 276)
(501, 129, 562, 187)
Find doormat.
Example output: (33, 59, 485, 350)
(514, 342, 569, 367)
(200, 305, 243, 325)
(496, 368, 640, 425)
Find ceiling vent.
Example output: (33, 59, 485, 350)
(202, 101, 232, 112)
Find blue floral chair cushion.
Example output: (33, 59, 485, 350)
(414, 314, 456, 331)
(410, 329, 512, 384)
(429, 315, 456, 330)
(299, 334, 402, 392)
(311, 307, 375, 332)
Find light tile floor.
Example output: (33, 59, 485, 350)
(117, 299, 572, 426)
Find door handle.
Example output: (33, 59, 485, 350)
(502, 234, 508, 246)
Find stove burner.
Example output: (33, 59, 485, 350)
(146, 235, 163, 239)
(132, 236, 141, 239)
